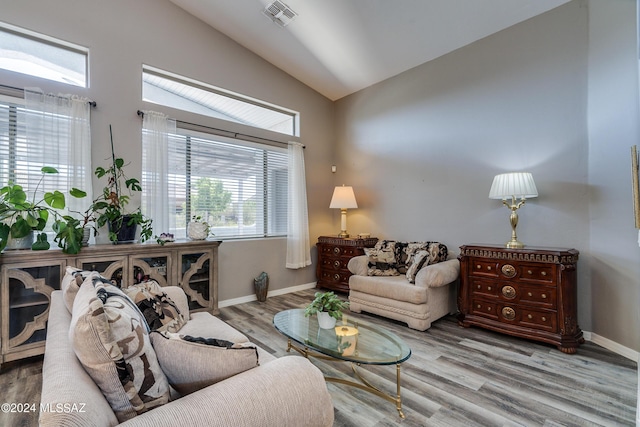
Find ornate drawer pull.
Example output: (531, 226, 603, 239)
(502, 286, 516, 299)
(502, 307, 516, 320)
(333, 274, 340, 280)
(333, 247, 340, 254)
(541, 271, 547, 276)
(501, 264, 516, 278)
(334, 260, 341, 268)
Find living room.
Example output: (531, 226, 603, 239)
(0, 0, 638, 425)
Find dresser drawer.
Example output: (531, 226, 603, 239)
(516, 263, 556, 284)
(469, 259, 500, 278)
(470, 298, 557, 332)
(319, 245, 361, 257)
(319, 256, 349, 271)
(318, 269, 350, 285)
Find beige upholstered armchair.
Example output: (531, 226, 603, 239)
(348, 250, 459, 331)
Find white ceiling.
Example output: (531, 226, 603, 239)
(169, 0, 570, 101)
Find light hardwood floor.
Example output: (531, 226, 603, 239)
(0, 288, 637, 426)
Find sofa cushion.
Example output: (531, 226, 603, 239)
(123, 280, 186, 333)
(150, 331, 259, 395)
(365, 240, 399, 276)
(405, 243, 448, 283)
(61, 267, 95, 313)
(70, 273, 170, 422)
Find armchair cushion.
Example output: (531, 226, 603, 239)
(150, 331, 259, 396)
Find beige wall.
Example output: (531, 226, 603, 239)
(0, 0, 335, 301)
(335, 0, 639, 352)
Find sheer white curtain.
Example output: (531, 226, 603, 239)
(286, 141, 311, 269)
(141, 110, 176, 236)
(24, 87, 92, 217)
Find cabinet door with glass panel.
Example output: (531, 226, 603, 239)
(178, 248, 218, 314)
(76, 255, 128, 288)
(1, 259, 64, 364)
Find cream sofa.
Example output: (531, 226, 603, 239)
(39, 287, 334, 427)
(348, 255, 459, 331)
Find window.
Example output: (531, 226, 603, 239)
(145, 128, 288, 239)
(142, 66, 298, 136)
(0, 23, 88, 88)
(0, 96, 75, 212)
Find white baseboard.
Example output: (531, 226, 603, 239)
(218, 281, 317, 308)
(584, 331, 639, 362)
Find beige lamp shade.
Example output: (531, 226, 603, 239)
(489, 172, 538, 200)
(329, 185, 358, 209)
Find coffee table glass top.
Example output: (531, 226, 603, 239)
(273, 309, 411, 365)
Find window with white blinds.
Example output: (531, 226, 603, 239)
(152, 129, 288, 239)
(0, 96, 71, 199)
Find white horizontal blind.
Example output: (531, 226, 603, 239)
(162, 130, 288, 239)
(0, 98, 71, 201)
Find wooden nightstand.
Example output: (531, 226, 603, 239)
(316, 236, 378, 293)
(457, 244, 583, 354)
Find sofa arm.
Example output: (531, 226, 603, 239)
(119, 356, 334, 427)
(415, 258, 460, 289)
(347, 255, 369, 276)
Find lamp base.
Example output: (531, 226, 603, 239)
(337, 231, 350, 238)
(506, 240, 525, 249)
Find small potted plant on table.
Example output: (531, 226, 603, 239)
(304, 291, 349, 329)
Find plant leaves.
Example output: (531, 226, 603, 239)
(44, 190, 66, 209)
(41, 166, 59, 174)
(115, 158, 124, 169)
(70, 188, 87, 198)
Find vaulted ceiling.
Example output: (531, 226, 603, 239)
(169, 0, 570, 101)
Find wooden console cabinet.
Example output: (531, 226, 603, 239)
(0, 239, 221, 366)
(457, 244, 583, 354)
(316, 236, 378, 293)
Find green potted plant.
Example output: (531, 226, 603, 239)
(92, 126, 153, 244)
(304, 291, 349, 329)
(0, 167, 84, 252)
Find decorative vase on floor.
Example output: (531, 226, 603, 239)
(254, 272, 269, 302)
(317, 311, 337, 329)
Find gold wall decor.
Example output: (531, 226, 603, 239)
(632, 145, 640, 228)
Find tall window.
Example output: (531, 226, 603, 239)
(0, 23, 88, 88)
(0, 93, 92, 222)
(145, 128, 288, 239)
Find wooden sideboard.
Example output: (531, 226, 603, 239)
(457, 244, 583, 354)
(316, 236, 378, 293)
(0, 239, 221, 366)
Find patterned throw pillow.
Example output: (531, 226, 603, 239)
(61, 266, 87, 313)
(123, 280, 186, 333)
(150, 331, 259, 395)
(365, 240, 400, 276)
(405, 243, 449, 283)
(70, 273, 170, 422)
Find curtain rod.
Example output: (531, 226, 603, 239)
(0, 84, 96, 107)
(136, 110, 303, 149)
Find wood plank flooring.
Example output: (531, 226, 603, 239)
(0, 288, 636, 426)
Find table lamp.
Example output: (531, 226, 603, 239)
(330, 185, 358, 238)
(489, 172, 538, 249)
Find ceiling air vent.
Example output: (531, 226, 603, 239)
(263, 1, 297, 28)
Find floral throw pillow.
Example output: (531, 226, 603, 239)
(123, 280, 186, 333)
(365, 240, 400, 276)
(405, 243, 449, 283)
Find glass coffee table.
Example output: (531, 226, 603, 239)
(273, 309, 412, 418)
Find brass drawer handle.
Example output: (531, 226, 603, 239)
(333, 274, 340, 281)
(528, 314, 533, 319)
(528, 270, 533, 275)
(334, 260, 341, 268)
(541, 271, 547, 276)
(542, 316, 547, 322)
(476, 265, 481, 269)
(477, 285, 481, 289)
(528, 292, 533, 297)
(502, 307, 516, 320)
(487, 266, 492, 271)
(541, 294, 547, 299)
(487, 286, 492, 291)
(333, 247, 340, 254)
(502, 286, 516, 299)
(501, 264, 516, 278)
